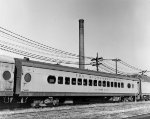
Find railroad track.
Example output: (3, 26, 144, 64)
(1, 101, 150, 119)
(0, 100, 147, 111)
(1, 101, 150, 116)
(0, 100, 134, 111)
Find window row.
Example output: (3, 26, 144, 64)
(47, 75, 134, 88)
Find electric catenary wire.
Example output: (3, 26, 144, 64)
(0, 26, 92, 60)
(102, 63, 127, 75)
(98, 65, 114, 73)
(119, 60, 143, 71)
(0, 26, 147, 74)
(0, 43, 80, 65)
(0, 30, 80, 60)
(0, 34, 80, 60)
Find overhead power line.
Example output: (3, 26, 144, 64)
(119, 60, 143, 71)
(0, 26, 92, 60)
(0, 43, 80, 65)
(0, 26, 147, 74)
(99, 65, 114, 73)
(102, 63, 127, 74)
(0, 35, 80, 60)
(0, 29, 77, 59)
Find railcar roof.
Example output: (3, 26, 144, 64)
(0, 55, 15, 63)
(15, 57, 139, 81)
(139, 75, 150, 82)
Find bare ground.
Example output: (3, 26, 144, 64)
(0, 101, 150, 119)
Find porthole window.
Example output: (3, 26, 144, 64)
(3, 71, 11, 80)
(24, 73, 31, 82)
(78, 78, 82, 85)
(72, 78, 76, 85)
(58, 76, 63, 84)
(89, 79, 92, 86)
(83, 79, 87, 86)
(47, 75, 56, 84)
(127, 83, 131, 88)
(65, 77, 70, 85)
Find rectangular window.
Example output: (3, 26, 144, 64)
(58, 76, 63, 84)
(78, 78, 82, 85)
(65, 77, 70, 85)
(132, 84, 134, 88)
(103, 81, 106, 87)
(83, 79, 87, 86)
(107, 81, 110, 87)
(111, 82, 114, 87)
(121, 82, 124, 88)
(98, 81, 102, 86)
(72, 78, 76, 85)
(89, 79, 92, 86)
(114, 82, 117, 88)
(118, 82, 120, 88)
(94, 80, 97, 86)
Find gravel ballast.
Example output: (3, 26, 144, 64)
(0, 101, 150, 119)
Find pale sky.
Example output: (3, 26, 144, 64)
(0, 0, 150, 74)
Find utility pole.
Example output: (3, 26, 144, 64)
(140, 70, 147, 75)
(91, 55, 121, 74)
(96, 53, 99, 71)
(91, 53, 103, 71)
(112, 59, 121, 74)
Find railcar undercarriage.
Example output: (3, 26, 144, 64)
(0, 96, 141, 108)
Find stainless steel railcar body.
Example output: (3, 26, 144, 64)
(0, 56, 15, 96)
(139, 75, 150, 100)
(14, 58, 139, 98)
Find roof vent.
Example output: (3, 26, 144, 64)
(24, 57, 30, 61)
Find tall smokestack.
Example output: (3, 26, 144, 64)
(79, 19, 85, 69)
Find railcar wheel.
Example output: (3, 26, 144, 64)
(31, 100, 41, 108)
(129, 97, 133, 102)
(44, 98, 53, 106)
(52, 99, 59, 106)
(122, 97, 128, 102)
(43, 98, 59, 106)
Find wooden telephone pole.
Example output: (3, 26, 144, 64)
(91, 53, 103, 71)
(112, 59, 121, 74)
(91, 54, 121, 74)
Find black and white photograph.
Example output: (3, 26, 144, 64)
(0, 0, 150, 118)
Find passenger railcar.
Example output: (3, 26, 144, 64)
(0, 55, 144, 107)
(139, 75, 150, 100)
(13, 57, 139, 106)
(0, 56, 15, 103)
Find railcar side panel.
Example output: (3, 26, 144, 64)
(0, 62, 14, 96)
(141, 81, 150, 95)
(19, 65, 139, 96)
